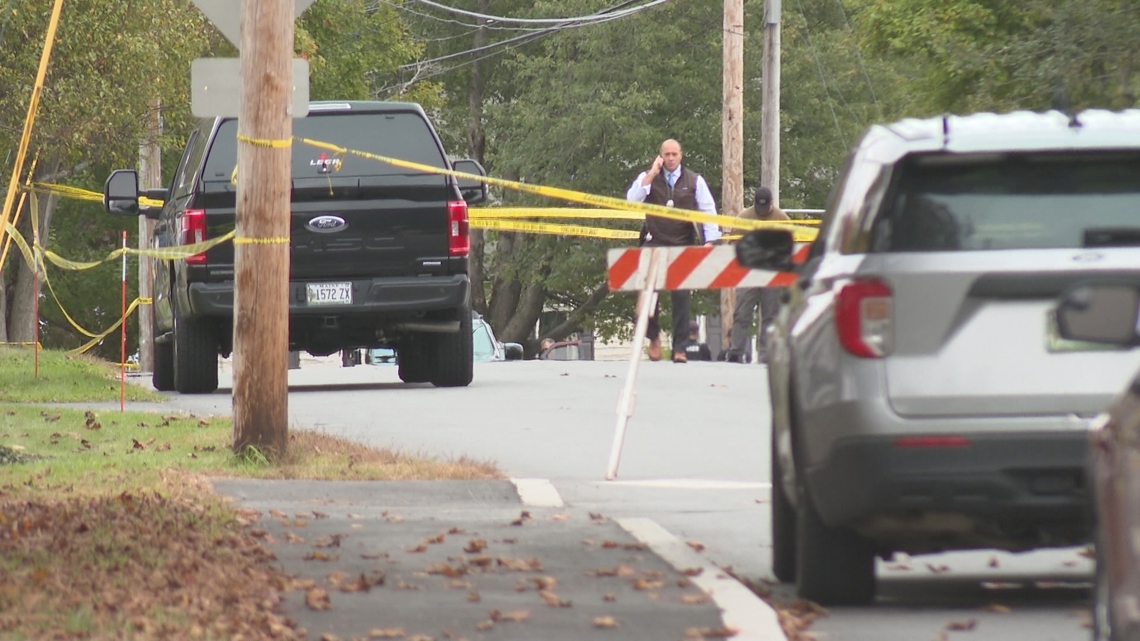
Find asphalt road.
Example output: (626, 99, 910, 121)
(124, 358, 1095, 641)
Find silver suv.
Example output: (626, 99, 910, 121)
(738, 110, 1140, 605)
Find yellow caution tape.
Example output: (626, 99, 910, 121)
(4, 222, 38, 276)
(470, 208, 645, 221)
(474, 218, 640, 240)
(238, 133, 293, 148)
(70, 297, 144, 355)
(234, 236, 290, 245)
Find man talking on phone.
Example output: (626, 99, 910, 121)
(626, 138, 720, 363)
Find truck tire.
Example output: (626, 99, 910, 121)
(397, 335, 431, 384)
(173, 307, 219, 394)
(429, 305, 473, 388)
(771, 427, 797, 583)
(795, 484, 876, 605)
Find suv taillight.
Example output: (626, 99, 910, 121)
(448, 200, 470, 257)
(835, 278, 892, 358)
(180, 209, 207, 265)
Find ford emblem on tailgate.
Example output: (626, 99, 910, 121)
(306, 215, 347, 233)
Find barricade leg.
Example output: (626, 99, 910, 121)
(606, 247, 662, 481)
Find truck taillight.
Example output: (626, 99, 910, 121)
(835, 278, 892, 358)
(180, 209, 207, 265)
(448, 200, 469, 257)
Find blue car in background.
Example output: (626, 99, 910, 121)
(367, 311, 522, 365)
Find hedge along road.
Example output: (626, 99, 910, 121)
(111, 358, 1095, 641)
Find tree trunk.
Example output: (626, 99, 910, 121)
(6, 172, 60, 344)
(486, 232, 523, 330)
(467, 0, 489, 315)
(542, 282, 609, 343)
(500, 278, 546, 343)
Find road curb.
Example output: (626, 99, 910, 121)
(617, 517, 787, 641)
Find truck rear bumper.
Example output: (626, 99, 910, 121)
(188, 275, 469, 316)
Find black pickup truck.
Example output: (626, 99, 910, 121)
(102, 101, 486, 393)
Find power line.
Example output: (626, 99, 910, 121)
(828, 0, 882, 119)
(397, 0, 654, 71)
(406, 0, 672, 25)
(793, 0, 847, 150)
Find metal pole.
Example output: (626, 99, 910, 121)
(121, 230, 127, 412)
(607, 248, 662, 481)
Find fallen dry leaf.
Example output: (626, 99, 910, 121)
(446, 580, 470, 589)
(1079, 546, 1095, 560)
(313, 534, 346, 548)
(551, 513, 570, 521)
(284, 531, 305, 544)
(988, 556, 1000, 568)
(685, 626, 739, 638)
(467, 590, 481, 602)
(926, 563, 951, 574)
(340, 571, 386, 593)
(682, 594, 710, 605)
(682, 567, 704, 577)
(982, 604, 1012, 614)
(426, 563, 466, 578)
(407, 636, 434, 641)
(946, 619, 977, 631)
(305, 588, 332, 610)
(489, 609, 530, 623)
(497, 556, 543, 572)
(448, 526, 465, 534)
(603, 593, 616, 602)
(475, 621, 494, 632)
(464, 538, 487, 553)
(687, 541, 706, 552)
(368, 628, 405, 639)
(633, 578, 665, 591)
(539, 590, 572, 607)
(425, 533, 446, 545)
(677, 578, 692, 589)
(321, 634, 342, 641)
(593, 616, 618, 629)
(406, 544, 428, 553)
(396, 580, 424, 591)
(589, 512, 605, 521)
(534, 576, 557, 590)
(303, 551, 340, 562)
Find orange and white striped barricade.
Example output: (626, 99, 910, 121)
(604, 244, 808, 480)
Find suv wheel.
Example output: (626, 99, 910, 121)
(795, 485, 876, 605)
(397, 334, 431, 384)
(173, 306, 219, 394)
(152, 311, 175, 392)
(771, 427, 797, 583)
(429, 305, 473, 388)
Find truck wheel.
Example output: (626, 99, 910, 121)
(173, 308, 219, 394)
(397, 335, 431, 384)
(429, 305, 473, 388)
(795, 485, 876, 605)
(771, 427, 797, 583)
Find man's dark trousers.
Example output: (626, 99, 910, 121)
(728, 287, 781, 361)
(647, 290, 690, 355)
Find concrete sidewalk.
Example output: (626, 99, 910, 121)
(213, 479, 732, 641)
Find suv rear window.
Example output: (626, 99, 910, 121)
(871, 152, 1140, 252)
(201, 111, 447, 182)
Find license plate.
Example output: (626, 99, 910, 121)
(306, 282, 352, 305)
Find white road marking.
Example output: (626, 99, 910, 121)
(599, 479, 771, 490)
(509, 478, 565, 507)
(618, 517, 785, 641)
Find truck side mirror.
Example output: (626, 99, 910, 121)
(452, 159, 488, 205)
(103, 169, 140, 215)
(735, 229, 795, 271)
(1056, 281, 1140, 346)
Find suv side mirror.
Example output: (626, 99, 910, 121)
(735, 229, 795, 271)
(504, 343, 524, 361)
(1056, 281, 1140, 346)
(453, 159, 488, 205)
(103, 169, 140, 215)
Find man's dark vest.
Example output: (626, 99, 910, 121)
(644, 167, 701, 246)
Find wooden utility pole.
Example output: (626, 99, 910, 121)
(137, 97, 162, 374)
(720, 0, 745, 348)
(761, 0, 781, 204)
(233, 0, 293, 457)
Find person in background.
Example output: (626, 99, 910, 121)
(626, 138, 720, 363)
(682, 321, 713, 361)
(726, 186, 789, 364)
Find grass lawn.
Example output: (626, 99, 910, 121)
(0, 349, 500, 640)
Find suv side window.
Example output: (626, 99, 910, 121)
(172, 127, 208, 201)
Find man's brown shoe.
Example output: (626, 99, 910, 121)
(647, 337, 662, 361)
(673, 351, 688, 363)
